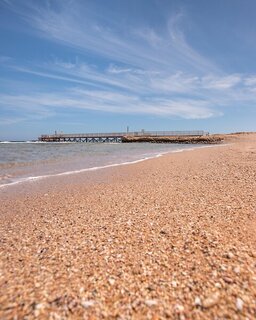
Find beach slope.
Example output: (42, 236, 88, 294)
(0, 133, 255, 319)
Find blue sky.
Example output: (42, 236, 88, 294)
(0, 0, 256, 140)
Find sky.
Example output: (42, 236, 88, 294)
(0, 0, 256, 140)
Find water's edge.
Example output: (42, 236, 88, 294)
(0, 144, 227, 190)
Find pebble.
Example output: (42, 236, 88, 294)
(233, 266, 240, 274)
(108, 278, 115, 286)
(171, 280, 178, 287)
(226, 252, 235, 259)
(203, 292, 220, 308)
(212, 270, 218, 277)
(236, 298, 243, 311)
(34, 303, 46, 317)
(145, 299, 158, 307)
(194, 296, 201, 307)
(223, 277, 233, 284)
(174, 304, 184, 313)
(215, 282, 222, 289)
(35, 303, 45, 309)
(81, 300, 95, 308)
(220, 265, 227, 271)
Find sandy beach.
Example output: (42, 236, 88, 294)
(0, 133, 255, 319)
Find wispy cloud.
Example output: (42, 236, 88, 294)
(202, 75, 241, 89)
(244, 76, 256, 87)
(0, 98, 55, 125)
(1, 0, 256, 127)
(166, 13, 219, 74)
(3, 57, 256, 125)
(134, 28, 163, 47)
(0, 88, 220, 122)
(3, 0, 217, 73)
(0, 55, 12, 64)
(107, 64, 137, 75)
(0, 116, 26, 126)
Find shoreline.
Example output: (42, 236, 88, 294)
(121, 134, 223, 144)
(0, 143, 224, 190)
(0, 133, 255, 318)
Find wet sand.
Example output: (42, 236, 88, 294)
(0, 134, 256, 319)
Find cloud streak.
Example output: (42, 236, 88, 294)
(0, 88, 219, 125)
(1, 0, 256, 128)
(2, 57, 256, 126)
(3, 0, 218, 73)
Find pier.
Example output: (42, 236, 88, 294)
(38, 131, 208, 143)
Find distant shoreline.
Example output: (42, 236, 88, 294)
(122, 132, 256, 143)
(121, 134, 222, 144)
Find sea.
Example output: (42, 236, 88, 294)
(0, 141, 202, 189)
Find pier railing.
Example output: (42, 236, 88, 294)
(40, 130, 207, 139)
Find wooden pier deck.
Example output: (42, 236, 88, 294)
(38, 131, 208, 143)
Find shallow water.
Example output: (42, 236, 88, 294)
(0, 142, 202, 188)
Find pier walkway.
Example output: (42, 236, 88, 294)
(39, 131, 207, 143)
